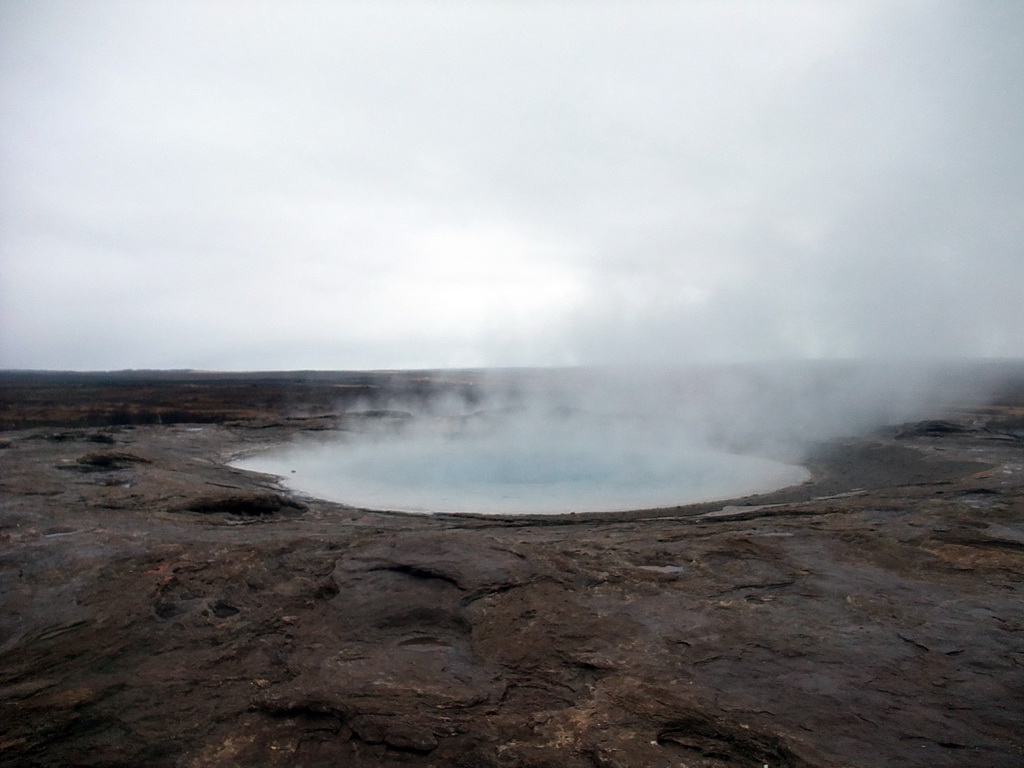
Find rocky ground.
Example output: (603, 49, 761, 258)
(0, 371, 1022, 767)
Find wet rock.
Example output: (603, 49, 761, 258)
(71, 451, 151, 470)
(346, 409, 414, 420)
(184, 491, 306, 516)
(337, 530, 535, 595)
(656, 712, 823, 767)
(384, 724, 438, 753)
(209, 600, 240, 618)
(896, 419, 974, 437)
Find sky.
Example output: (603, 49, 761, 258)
(1, 0, 1022, 371)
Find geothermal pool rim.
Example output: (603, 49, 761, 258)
(231, 427, 813, 516)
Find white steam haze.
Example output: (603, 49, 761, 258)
(2, 1, 1023, 371)
(233, 361, 994, 514)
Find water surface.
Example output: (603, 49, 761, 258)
(233, 423, 809, 515)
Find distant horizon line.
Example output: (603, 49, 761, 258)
(3, 356, 1024, 376)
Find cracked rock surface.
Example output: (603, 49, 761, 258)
(1, 374, 1023, 767)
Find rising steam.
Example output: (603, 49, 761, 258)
(234, 360, 999, 514)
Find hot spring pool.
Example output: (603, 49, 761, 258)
(232, 426, 810, 515)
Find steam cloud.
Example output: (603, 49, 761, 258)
(232, 359, 1007, 513)
(386, 361, 998, 461)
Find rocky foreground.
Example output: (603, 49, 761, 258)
(0, 371, 1022, 767)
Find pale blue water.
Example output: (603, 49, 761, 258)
(233, 428, 809, 515)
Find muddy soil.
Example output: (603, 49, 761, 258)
(1, 373, 1022, 767)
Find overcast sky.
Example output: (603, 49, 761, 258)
(1, 1, 1022, 371)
